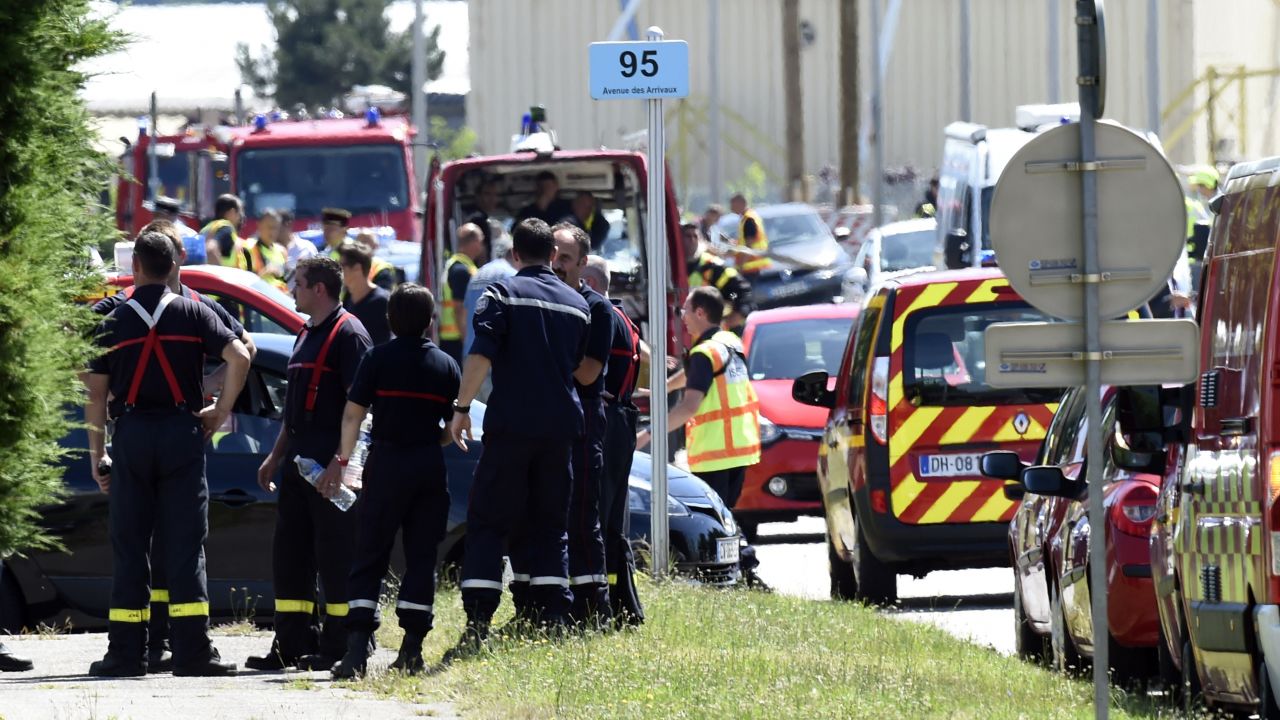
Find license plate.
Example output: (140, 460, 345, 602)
(918, 452, 984, 478)
(717, 537, 740, 564)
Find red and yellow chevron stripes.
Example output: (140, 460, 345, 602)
(882, 275, 1053, 525)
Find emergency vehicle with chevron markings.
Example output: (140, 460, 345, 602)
(792, 268, 1062, 604)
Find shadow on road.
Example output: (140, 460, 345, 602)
(751, 533, 824, 546)
(891, 592, 1013, 612)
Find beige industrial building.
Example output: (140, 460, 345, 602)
(467, 0, 1280, 203)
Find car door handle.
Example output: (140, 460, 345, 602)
(212, 489, 258, 507)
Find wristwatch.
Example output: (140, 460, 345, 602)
(453, 400, 471, 414)
(334, 455, 349, 467)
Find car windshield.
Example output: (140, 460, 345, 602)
(236, 144, 409, 219)
(880, 228, 936, 272)
(762, 210, 833, 248)
(904, 302, 1064, 406)
(748, 318, 853, 380)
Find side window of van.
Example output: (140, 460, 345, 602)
(847, 304, 883, 408)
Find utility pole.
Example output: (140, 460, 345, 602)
(1047, 0, 1061, 103)
(782, 0, 804, 200)
(839, 0, 860, 206)
(411, 0, 429, 189)
(959, 0, 972, 121)
(709, 0, 722, 204)
(1146, 0, 1160, 133)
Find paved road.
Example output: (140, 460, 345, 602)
(0, 632, 456, 720)
(752, 517, 1016, 656)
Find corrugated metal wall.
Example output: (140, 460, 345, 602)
(468, 0, 1266, 205)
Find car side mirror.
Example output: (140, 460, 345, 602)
(792, 370, 835, 409)
(1002, 482, 1025, 501)
(1115, 386, 1162, 435)
(1110, 442, 1163, 474)
(981, 450, 1026, 480)
(1021, 465, 1080, 498)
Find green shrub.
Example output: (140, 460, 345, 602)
(0, 0, 120, 554)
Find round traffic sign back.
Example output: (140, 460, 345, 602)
(988, 121, 1185, 321)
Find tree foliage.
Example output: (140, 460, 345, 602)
(237, 0, 445, 110)
(0, 0, 120, 555)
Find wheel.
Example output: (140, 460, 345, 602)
(1156, 621, 1182, 699)
(828, 533, 857, 600)
(1181, 640, 1202, 714)
(1049, 584, 1084, 675)
(1260, 660, 1280, 719)
(1012, 581, 1050, 664)
(0, 563, 25, 634)
(850, 514, 896, 606)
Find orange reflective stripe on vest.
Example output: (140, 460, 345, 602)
(440, 253, 477, 341)
(685, 330, 762, 472)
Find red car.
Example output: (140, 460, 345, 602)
(738, 304, 858, 537)
(989, 386, 1162, 681)
(103, 264, 306, 336)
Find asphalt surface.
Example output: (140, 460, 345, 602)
(0, 633, 456, 720)
(752, 516, 1016, 656)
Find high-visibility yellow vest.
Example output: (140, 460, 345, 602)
(688, 252, 739, 292)
(201, 218, 247, 270)
(737, 209, 772, 274)
(685, 330, 762, 472)
(369, 257, 396, 287)
(246, 239, 288, 290)
(439, 253, 477, 341)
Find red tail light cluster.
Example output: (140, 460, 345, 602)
(1111, 482, 1158, 537)
(869, 356, 889, 445)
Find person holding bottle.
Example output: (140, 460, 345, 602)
(331, 283, 460, 678)
(248, 256, 372, 672)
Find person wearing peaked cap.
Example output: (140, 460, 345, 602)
(153, 196, 202, 264)
(321, 208, 353, 258)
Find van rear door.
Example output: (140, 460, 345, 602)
(887, 279, 1061, 525)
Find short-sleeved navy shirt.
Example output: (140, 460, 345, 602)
(285, 306, 373, 460)
(470, 265, 589, 439)
(94, 283, 245, 339)
(348, 336, 460, 449)
(343, 286, 391, 346)
(89, 284, 236, 418)
(685, 328, 720, 396)
(576, 283, 614, 398)
(603, 298, 641, 404)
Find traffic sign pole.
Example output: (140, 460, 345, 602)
(646, 26, 671, 580)
(1077, 2, 1109, 717)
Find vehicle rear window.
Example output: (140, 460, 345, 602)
(747, 318, 854, 380)
(903, 302, 1064, 406)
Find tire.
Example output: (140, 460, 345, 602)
(0, 563, 25, 634)
(1181, 640, 1202, 714)
(828, 533, 857, 601)
(1049, 585, 1084, 676)
(1260, 660, 1280, 719)
(1108, 633, 1154, 688)
(850, 514, 896, 606)
(1012, 581, 1050, 664)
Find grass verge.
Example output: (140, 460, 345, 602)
(348, 579, 1194, 719)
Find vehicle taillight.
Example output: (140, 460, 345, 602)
(1268, 452, 1280, 598)
(1111, 483, 1158, 537)
(869, 356, 889, 445)
(871, 490, 888, 514)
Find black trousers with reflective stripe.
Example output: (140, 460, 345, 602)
(108, 412, 212, 665)
(602, 402, 644, 623)
(461, 433, 572, 624)
(346, 445, 448, 634)
(271, 459, 358, 660)
(564, 395, 609, 621)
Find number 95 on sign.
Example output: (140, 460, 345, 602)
(589, 40, 690, 101)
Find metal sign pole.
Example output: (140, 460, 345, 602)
(1077, 1, 1108, 717)
(646, 26, 671, 581)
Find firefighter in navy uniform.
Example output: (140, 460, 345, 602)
(537, 223, 614, 626)
(247, 257, 373, 672)
(331, 284, 461, 679)
(446, 219, 589, 660)
(92, 220, 257, 673)
(85, 231, 250, 677)
(580, 256, 645, 625)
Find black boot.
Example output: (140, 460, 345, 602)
(173, 647, 238, 677)
(0, 642, 32, 672)
(147, 647, 173, 674)
(245, 641, 291, 672)
(389, 631, 426, 675)
(88, 653, 146, 678)
(330, 630, 371, 680)
(441, 621, 488, 665)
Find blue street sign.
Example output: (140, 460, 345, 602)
(589, 40, 690, 100)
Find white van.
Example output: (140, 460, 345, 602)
(935, 103, 1079, 267)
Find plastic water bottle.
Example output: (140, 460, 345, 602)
(341, 414, 373, 490)
(293, 455, 357, 512)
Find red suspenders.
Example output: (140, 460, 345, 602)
(290, 312, 354, 412)
(111, 293, 202, 407)
(374, 390, 448, 403)
(608, 304, 641, 401)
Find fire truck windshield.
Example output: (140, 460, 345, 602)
(236, 144, 409, 220)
